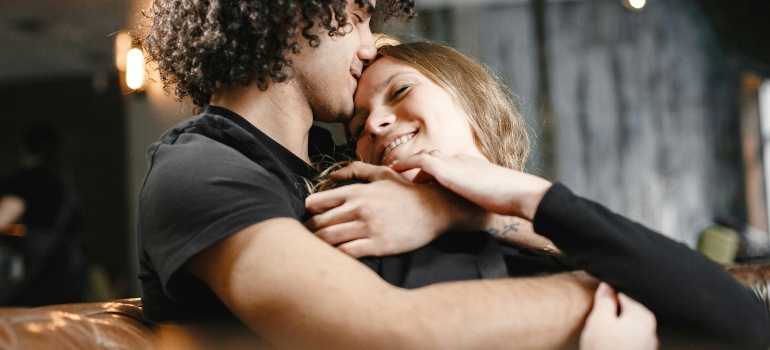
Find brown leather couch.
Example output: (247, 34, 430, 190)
(0, 263, 768, 349)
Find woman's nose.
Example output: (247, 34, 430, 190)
(365, 112, 395, 140)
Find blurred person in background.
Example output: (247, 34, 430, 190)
(0, 123, 87, 306)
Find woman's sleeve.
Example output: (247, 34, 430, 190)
(532, 183, 770, 347)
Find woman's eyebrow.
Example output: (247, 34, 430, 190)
(372, 71, 415, 95)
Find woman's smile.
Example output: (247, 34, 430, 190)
(351, 57, 486, 167)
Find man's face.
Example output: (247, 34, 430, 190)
(292, 0, 377, 124)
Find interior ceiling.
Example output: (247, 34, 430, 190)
(0, 0, 128, 83)
(0, 0, 767, 85)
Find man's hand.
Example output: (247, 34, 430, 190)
(305, 162, 485, 258)
(390, 151, 552, 221)
(580, 282, 658, 350)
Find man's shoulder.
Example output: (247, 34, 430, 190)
(146, 114, 276, 173)
(154, 113, 257, 152)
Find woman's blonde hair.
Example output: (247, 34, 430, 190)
(374, 35, 530, 171)
(310, 36, 531, 194)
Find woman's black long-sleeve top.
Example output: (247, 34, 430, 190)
(534, 183, 770, 348)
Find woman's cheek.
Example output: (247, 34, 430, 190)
(357, 142, 375, 164)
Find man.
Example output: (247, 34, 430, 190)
(138, 0, 596, 348)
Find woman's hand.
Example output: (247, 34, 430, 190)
(305, 162, 486, 258)
(580, 283, 658, 350)
(390, 150, 552, 221)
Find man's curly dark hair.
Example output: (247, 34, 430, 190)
(143, 0, 414, 107)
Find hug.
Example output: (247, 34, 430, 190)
(133, 0, 770, 348)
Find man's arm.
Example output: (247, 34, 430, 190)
(188, 217, 596, 350)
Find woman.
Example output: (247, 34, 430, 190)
(309, 39, 770, 347)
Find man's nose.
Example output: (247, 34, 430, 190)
(358, 25, 376, 65)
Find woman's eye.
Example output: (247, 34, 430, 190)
(352, 14, 363, 23)
(391, 85, 409, 100)
(353, 123, 366, 139)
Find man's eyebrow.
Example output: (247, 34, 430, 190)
(358, 0, 375, 15)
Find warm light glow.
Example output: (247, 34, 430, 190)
(115, 32, 132, 71)
(629, 0, 646, 9)
(126, 48, 144, 90)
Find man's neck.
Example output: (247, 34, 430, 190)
(209, 81, 314, 164)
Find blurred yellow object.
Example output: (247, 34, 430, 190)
(0, 224, 26, 237)
(697, 225, 740, 264)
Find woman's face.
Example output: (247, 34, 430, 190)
(349, 57, 486, 177)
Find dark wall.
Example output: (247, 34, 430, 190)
(0, 74, 128, 285)
(482, 0, 744, 246)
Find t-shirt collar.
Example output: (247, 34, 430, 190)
(203, 105, 318, 179)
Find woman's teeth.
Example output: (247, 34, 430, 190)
(383, 133, 415, 157)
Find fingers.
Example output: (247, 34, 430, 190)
(329, 161, 394, 182)
(305, 184, 360, 214)
(410, 170, 437, 184)
(305, 203, 360, 232)
(314, 221, 367, 246)
(390, 151, 440, 173)
(591, 282, 619, 316)
(337, 238, 379, 258)
(617, 292, 657, 324)
(616, 292, 658, 348)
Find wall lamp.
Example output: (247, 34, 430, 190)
(114, 31, 144, 91)
(622, 0, 646, 11)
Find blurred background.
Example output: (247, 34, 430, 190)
(0, 0, 768, 300)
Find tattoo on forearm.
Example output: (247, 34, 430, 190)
(486, 221, 520, 237)
(503, 222, 520, 235)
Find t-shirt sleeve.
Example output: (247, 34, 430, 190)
(138, 133, 298, 300)
(533, 183, 770, 346)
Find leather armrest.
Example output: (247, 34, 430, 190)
(726, 262, 770, 313)
(0, 298, 153, 350)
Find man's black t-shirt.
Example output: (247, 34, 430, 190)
(138, 106, 520, 324)
(138, 106, 319, 323)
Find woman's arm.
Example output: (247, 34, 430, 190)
(306, 161, 558, 257)
(390, 152, 770, 347)
(482, 214, 560, 253)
